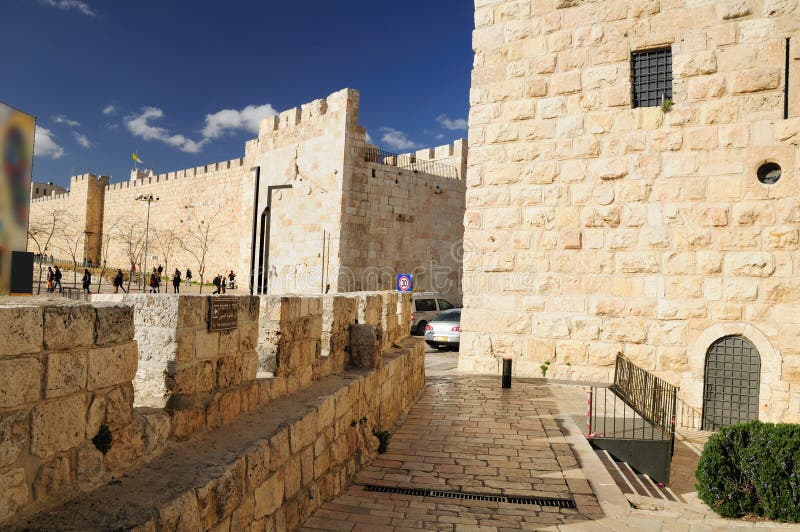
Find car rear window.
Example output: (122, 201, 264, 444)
(415, 298, 436, 312)
(434, 310, 461, 322)
(437, 299, 454, 310)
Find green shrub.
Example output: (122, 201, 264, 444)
(696, 421, 800, 521)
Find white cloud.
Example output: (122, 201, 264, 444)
(436, 114, 468, 131)
(125, 107, 208, 154)
(102, 105, 116, 116)
(380, 127, 417, 151)
(74, 131, 92, 148)
(53, 115, 80, 127)
(35, 126, 65, 159)
(366, 132, 373, 144)
(38, 0, 95, 16)
(201, 104, 278, 139)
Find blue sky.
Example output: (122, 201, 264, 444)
(3, 0, 473, 187)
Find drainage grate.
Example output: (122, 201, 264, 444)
(362, 484, 576, 508)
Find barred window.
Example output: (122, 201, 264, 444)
(631, 47, 672, 108)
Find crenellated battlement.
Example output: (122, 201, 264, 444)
(107, 156, 246, 191)
(258, 88, 357, 136)
(31, 191, 71, 203)
(70, 173, 109, 185)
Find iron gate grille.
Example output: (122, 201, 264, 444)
(702, 335, 760, 430)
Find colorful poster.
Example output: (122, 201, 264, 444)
(0, 103, 35, 295)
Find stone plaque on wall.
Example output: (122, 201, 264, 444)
(209, 297, 238, 331)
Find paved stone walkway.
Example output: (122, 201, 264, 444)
(302, 349, 799, 530)
(301, 376, 603, 530)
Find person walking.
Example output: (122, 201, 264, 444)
(148, 271, 159, 293)
(53, 266, 63, 292)
(46, 266, 54, 293)
(82, 268, 92, 295)
(221, 274, 227, 294)
(156, 264, 163, 293)
(172, 269, 181, 294)
(185, 268, 192, 287)
(228, 270, 236, 290)
(113, 269, 127, 294)
(212, 274, 221, 294)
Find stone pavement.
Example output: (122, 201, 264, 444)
(300, 373, 603, 530)
(301, 350, 800, 531)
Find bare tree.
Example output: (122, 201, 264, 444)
(27, 209, 66, 294)
(56, 212, 85, 288)
(113, 217, 146, 292)
(153, 227, 179, 282)
(96, 217, 120, 292)
(177, 206, 227, 294)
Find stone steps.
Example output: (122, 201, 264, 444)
(595, 450, 682, 503)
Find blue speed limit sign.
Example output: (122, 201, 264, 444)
(396, 274, 412, 292)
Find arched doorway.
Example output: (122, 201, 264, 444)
(702, 335, 760, 430)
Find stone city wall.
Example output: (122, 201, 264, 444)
(102, 155, 256, 284)
(28, 174, 108, 265)
(256, 291, 412, 387)
(339, 129, 467, 304)
(461, 0, 800, 421)
(0, 297, 144, 523)
(250, 89, 353, 295)
(28, 88, 468, 302)
(93, 294, 260, 409)
(6, 291, 424, 528)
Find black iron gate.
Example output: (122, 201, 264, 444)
(702, 335, 760, 430)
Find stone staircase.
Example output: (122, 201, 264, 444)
(595, 449, 683, 503)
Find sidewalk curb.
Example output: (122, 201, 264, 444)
(555, 413, 631, 517)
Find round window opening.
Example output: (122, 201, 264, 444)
(757, 162, 781, 185)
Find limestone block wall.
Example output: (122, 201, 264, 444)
(144, 340, 426, 531)
(0, 297, 141, 524)
(251, 89, 354, 295)
(339, 135, 467, 304)
(101, 155, 256, 283)
(256, 291, 412, 384)
(93, 294, 260, 409)
(7, 291, 425, 530)
(28, 174, 109, 264)
(461, 0, 800, 421)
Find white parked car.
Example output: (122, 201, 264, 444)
(410, 292, 456, 336)
(424, 309, 461, 350)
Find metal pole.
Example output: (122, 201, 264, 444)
(501, 358, 512, 388)
(143, 199, 151, 291)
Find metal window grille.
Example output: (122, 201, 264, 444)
(631, 47, 672, 108)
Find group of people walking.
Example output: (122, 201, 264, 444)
(44, 266, 62, 293)
(45, 263, 237, 295)
(211, 271, 236, 294)
(45, 265, 94, 295)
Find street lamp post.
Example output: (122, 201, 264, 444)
(135, 193, 159, 291)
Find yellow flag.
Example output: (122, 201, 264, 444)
(132, 152, 143, 164)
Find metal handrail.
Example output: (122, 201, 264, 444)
(675, 396, 724, 432)
(588, 386, 672, 442)
(365, 146, 458, 179)
(611, 354, 677, 436)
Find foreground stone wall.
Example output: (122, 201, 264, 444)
(0, 297, 141, 523)
(257, 291, 412, 383)
(461, 0, 800, 421)
(5, 291, 424, 529)
(93, 295, 260, 408)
